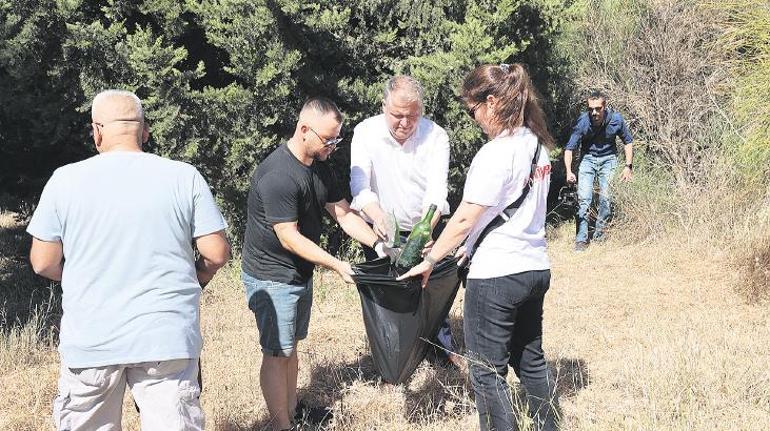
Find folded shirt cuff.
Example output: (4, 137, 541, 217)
(350, 191, 379, 212)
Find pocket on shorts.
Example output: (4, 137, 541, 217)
(66, 366, 111, 388)
(147, 359, 190, 378)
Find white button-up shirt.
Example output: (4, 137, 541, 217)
(350, 114, 450, 231)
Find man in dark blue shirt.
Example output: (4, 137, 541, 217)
(564, 91, 633, 251)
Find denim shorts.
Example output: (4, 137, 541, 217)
(242, 271, 313, 357)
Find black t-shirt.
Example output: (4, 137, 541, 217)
(242, 143, 343, 285)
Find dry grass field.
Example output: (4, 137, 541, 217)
(1, 211, 769, 430)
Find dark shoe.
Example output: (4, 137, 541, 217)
(425, 345, 454, 369)
(574, 241, 588, 252)
(294, 400, 333, 427)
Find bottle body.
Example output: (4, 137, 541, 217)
(395, 204, 437, 270)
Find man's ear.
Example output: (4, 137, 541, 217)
(92, 124, 102, 150)
(142, 124, 150, 144)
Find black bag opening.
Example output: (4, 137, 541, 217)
(352, 256, 461, 384)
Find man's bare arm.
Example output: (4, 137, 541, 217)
(194, 230, 231, 287)
(273, 221, 354, 283)
(30, 238, 64, 281)
(327, 200, 379, 249)
(565, 149, 576, 183)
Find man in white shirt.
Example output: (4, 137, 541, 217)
(27, 90, 230, 430)
(349, 75, 460, 367)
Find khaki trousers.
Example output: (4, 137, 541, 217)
(53, 358, 204, 431)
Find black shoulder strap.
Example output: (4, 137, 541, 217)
(467, 142, 542, 260)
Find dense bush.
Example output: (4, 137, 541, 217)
(0, 0, 567, 251)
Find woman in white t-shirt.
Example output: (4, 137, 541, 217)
(398, 63, 559, 431)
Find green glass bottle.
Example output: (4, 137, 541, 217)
(395, 204, 437, 270)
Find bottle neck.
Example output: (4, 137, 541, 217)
(422, 205, 437, 225)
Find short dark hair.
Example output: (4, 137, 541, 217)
(301, 96, 343, 123)
(587, 90, 608, 104)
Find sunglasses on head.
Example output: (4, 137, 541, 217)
(466, 100, 484, 118)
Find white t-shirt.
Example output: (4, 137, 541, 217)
(27, 151, 227, 368)
(349, 115, 450, 230)
(463, 128, 551, 279)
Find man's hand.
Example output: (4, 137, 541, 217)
(374, 241, 401, 262)
(361, 203, 389, 241)
(566, 172, 577, 183)
(371, 217, 390, 240)
(396, 259, 434, 289)
(621, 166, 633, 182)
(334, 260, 355, 284)
(454, 245, 469, 268)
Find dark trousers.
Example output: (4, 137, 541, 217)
(464, 270, 559, 431)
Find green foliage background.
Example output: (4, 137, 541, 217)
(0, 0, 568, 250)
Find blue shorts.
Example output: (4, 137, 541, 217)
(242, 271, 313, 357)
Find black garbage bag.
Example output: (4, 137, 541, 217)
(352, 256, 461, 384)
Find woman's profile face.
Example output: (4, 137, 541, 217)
(467, 99, 493, 137)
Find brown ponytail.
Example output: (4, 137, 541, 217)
(461, 63, 554, 150)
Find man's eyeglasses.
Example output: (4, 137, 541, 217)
(88, 120, 142, 137)
(467, 100, 484, 118)
(309, 127, 343, 150)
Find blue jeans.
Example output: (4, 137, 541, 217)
(576, 154, 617, 243)
(242, 271, 313, 357)
(464, 270, 558, 431)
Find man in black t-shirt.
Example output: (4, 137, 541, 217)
(242, 97, 380, 431)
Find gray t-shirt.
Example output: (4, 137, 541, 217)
(27, 151, 227, 368)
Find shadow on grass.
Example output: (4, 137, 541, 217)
(0, 215, 61, 336)
(551, 357, 590, 398)
(216, 418, 274, 431)
(214, 310, 587, 430)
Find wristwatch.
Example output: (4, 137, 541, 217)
(625, 163, 633, 170)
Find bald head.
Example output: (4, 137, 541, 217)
(91, 90, 147, 152)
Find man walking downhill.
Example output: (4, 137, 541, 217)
(349, 75, 461, 368)
(241, 97, 380, 431)
(28, 89, 231, 430)
(564, 91, 633, 251)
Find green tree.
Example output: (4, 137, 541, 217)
(1, 0, 567, 252)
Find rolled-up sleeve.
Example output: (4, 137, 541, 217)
(618, 115, 633, 144)
(421, 129, 450, 215)
(565, 115, 587, 151)
(349, 124, 379, 211)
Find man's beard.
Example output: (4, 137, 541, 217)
(312, 149, 329, 162)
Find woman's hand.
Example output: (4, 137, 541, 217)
(421, 240, 434, 257)
(396, 259, 434, 288)
(454, 245, 469, 267)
